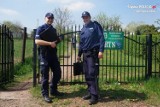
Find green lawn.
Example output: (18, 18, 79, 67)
(30, 77, 160, 106)
(14, 38, 33, 75)
(14, 38, 33, 63)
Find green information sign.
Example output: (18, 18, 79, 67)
(104, 31, 124, 50)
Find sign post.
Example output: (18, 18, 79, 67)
(104, 31, 124, 50)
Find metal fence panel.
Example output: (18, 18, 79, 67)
(0, 25, 14, 85)
(33, 26, 160, 86)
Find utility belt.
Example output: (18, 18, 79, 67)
(83, 46, 99, 53)
(38, 46, 57, 58)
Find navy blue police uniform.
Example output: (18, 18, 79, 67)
(78, 11, 105, 104)
(35, 15, 61, 98)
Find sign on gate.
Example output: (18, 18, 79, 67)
(104, 31, 124, 50)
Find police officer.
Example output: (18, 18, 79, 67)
(35, 12, 63, 103)
(77, 11, 105, 105)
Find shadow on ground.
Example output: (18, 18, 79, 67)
(0, 81, 32, 91)
(50, 85, 147, 103)
(99, 89, 147, 103)
(50, 85, 87, 99)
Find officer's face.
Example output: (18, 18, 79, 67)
(82, 16, 91, 24)
(45, 17, 54, 25)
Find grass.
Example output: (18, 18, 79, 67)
(30, 77, 160, 106)
(13, 38, 33, 80)
(14, 57, 33, 81)
(14, 38, 33, 63)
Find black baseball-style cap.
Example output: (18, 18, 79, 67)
(45, 12, 54, 18)
(82, 11, 91, 17)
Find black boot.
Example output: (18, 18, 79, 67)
(43, 95, 52, 103)
(82, 93, 91, 100)
(50, 90, 64, 96)
(89, 94, 98, 105)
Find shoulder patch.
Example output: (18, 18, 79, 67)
(35, 35, 40, 38)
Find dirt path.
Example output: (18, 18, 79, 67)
(0, 80, 42, 107)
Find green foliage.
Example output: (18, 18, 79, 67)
(136, 24, 159, 35)
(14, 57, 32, 76)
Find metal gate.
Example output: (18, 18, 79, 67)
(0, 25, 14, 85)
(33, 26, 160, 86)
(148, 35, 160, 77)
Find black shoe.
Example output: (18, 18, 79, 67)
(82, 93, 91, 100)
(89, 95, 98, 105)
(50, 91, 64, 96)
(43, 96, 52, 103)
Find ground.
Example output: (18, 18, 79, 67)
(0, 79, 158, 107)
(0, 80, 41, 107)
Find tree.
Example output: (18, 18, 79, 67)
(155, 19, 160, 26)
(125, 21, 145, 33)
(3, 21, 23, 38)
(135, 24, 159, 35)
(52, 8, 73, 32)
(93, 13, 122, 29)
(93, 13, 108, 26)
(155, 19, 160, 32)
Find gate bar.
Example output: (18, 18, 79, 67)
(147, 34, 152, 78)
(33, 29, 37, 87)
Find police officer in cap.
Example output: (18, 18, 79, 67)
(35, 12, 63, 103)
(77, 11, 105, 105)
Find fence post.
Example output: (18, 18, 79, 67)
(33, 29, 37, 87)
(147, 34, 152, 78)
(21, 27, 27, 63)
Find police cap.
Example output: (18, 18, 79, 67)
(45, 12, 54, 18)
(82, 11, 91, 17)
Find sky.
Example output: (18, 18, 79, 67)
(0, 0, 160, 32)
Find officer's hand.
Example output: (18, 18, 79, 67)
(50, 41, 57, 48)
(98, 52, 103, 59)
(77, 56, 81, 62)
